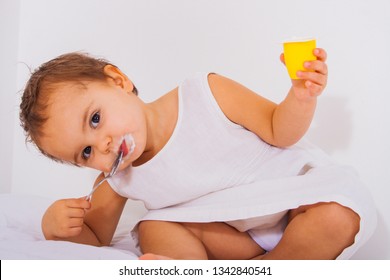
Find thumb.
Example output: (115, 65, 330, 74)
(280, 53, 285, 65)
(76, 197, 92, 210)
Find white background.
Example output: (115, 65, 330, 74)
(1, 0, 389, 259)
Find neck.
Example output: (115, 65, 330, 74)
(133, 88, 178, 166)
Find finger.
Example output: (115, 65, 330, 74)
(298, 71, 327, 87)
(67, 207, 87, 218)
(65, 198, 91, 209)
(305, 81, 324, 96)
(304, 60, 328, 76)
(313, 48, 327, 62)
(57, 219, 84, 237)
(68, 217, 85, 228)
(65, 226, 83, 237)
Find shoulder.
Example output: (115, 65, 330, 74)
(207, 73, 244, 92)
(207, 73, 271, 106)
(206, 73, 276, 120)
(207, 73, 278, 145)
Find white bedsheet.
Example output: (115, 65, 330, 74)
(0, 193, 143, 259)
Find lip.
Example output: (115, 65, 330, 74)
(119, 139, 129, 157)
(117, 134, 135, 159)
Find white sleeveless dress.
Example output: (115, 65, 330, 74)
(108, 73, 376, 259)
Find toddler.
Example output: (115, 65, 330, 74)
(19, 50, 376, 259)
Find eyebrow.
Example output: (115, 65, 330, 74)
(83, 101, 94, 133)
(73, 101, 94, 164)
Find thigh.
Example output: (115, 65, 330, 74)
(182, 222, 266, 260)
(288, 201, 359, 222)
(138, 220, 208, 259)
(263, 202, 360, 260)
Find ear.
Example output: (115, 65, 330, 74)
(103, 65, 134, 93)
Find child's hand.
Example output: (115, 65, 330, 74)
(281, 48, 328, 101)
(41, 198, 91, 240)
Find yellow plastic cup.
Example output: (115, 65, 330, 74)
(283, 38, 316, 79)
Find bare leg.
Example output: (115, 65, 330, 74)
(139, 202, 359, 260)
(138, 220, 265, 260)
(257, 202, 360, 260)
(138, 220, 208, 259)
(183, 222, 265, 259)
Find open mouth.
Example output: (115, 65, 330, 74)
(118, 134, 135, 158)
(119, 139, 129, 157)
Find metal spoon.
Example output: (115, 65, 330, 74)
(85, 151, 123, 201)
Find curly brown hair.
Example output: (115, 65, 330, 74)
(19, 52, 138, 163)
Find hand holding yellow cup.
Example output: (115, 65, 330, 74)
(283, 38, 316, 79)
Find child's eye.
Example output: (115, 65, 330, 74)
(82, 146, 92, 160)
(90, 112, 100, 128)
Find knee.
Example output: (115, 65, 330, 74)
(314, 202, 360, 247)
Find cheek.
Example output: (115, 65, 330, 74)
(118, 105, 145, 135)
(87, 157, 112, 173)
(38, 134, 71, 162)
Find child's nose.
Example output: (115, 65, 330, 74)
(96, 136, 112, 154)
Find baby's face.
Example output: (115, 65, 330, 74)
(40, 79, 146, 173)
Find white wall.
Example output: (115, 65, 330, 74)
(2, 0, 389, 259)
(0, 0, 20, 193)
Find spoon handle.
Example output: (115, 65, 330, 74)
(85, 176, 109, 201)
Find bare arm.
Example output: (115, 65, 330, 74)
(42, 173, 127, 246)
(208, 48, 328, 147)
